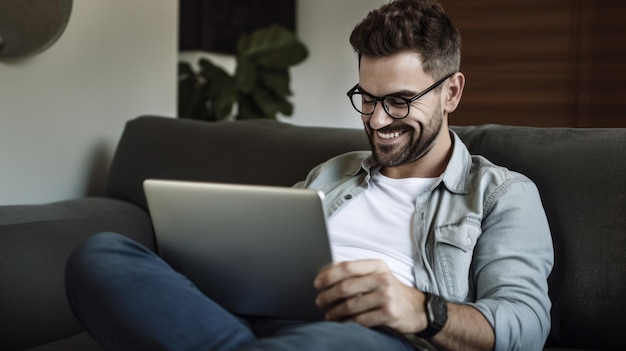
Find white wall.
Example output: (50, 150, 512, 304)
(0, 0, 385, 205)
(0, 1, 177, 205)
(291, 0, 387, 128)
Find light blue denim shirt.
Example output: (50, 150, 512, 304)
(295, 131, 554, 351)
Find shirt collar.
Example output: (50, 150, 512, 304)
(440, 131, 471, 194)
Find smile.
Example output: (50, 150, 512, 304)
(377, 130, 406, 139)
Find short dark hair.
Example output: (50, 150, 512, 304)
(350, 0, 461, 80)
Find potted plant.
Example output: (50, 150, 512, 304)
(178, 25, 308, 121)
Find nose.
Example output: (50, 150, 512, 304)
(365, 102, 394, 130)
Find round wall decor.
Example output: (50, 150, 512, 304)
(0, 0, 73, 59)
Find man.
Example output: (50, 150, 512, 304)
(65, 0, 553, 350)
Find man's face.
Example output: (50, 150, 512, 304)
(358, 52, 447, 171)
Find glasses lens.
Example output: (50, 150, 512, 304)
(350, 93, 375, 115)
(383, 96, 409, 118)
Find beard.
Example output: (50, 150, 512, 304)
(366, 101, 444, 168)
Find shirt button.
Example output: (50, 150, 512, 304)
(344, 194, 353, 200)
(465, 236, 472, 246)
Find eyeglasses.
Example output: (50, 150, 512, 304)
(346, 72, 454, 119)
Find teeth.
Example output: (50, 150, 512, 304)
(378, 131, 403, 139)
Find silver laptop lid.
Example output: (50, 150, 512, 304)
(143, 179, 333, 321)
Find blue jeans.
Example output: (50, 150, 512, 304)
(65, 232, 415, 351)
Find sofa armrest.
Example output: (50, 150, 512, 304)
(0, 197, 155, 350)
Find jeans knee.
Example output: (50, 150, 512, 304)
(83, 231, 130, 250)
(68, 232, 121, 264)
(66, 232, 129, 284)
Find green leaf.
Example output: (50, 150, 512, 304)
(237, 93, 269, 120)
(178, 61, 195, 78)
(197, 59, 236, 120)
(234, 56, 256, 93)
(237, 25, 308, 69)
(258, 68, 291, 97)
(250, 87, 293, 118)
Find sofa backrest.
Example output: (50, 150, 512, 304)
(106, 115, 626, 349)
(451, 124, 626, 349)
(105, 116, 371, 208)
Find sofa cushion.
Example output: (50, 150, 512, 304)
(0, 197, 154, 350)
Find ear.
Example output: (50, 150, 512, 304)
(443, 72, 465, 114)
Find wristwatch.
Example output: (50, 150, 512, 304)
(416, 293, 448, 339)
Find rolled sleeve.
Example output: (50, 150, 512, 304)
(470, 178, 554, 350)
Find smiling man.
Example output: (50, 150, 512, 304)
(65, 1, 553, 350)
(304, 0, 553, 349)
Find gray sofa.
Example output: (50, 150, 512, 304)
(2, 115, 625, 350)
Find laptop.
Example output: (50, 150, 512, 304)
(143, 179, 333, 321)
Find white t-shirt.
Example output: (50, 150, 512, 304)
(328, 172, 437, 287)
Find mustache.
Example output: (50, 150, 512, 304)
(379, 126, 409, 133)
(367, 122, 413, 134)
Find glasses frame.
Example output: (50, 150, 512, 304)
(346, 72, 455, 119)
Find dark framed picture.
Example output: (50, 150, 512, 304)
(179, 0, 296, 54)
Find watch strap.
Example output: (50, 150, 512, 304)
(415, 293, 448, 339)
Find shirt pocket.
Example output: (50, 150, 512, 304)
(433, 218, 481, 300)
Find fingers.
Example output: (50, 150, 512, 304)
(322, 284, 392, 323)
(314, 260, 390, 311)
(315, 269, 394, 309)
(323, 281, 424, 334)
(314, 259, 388, 290)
